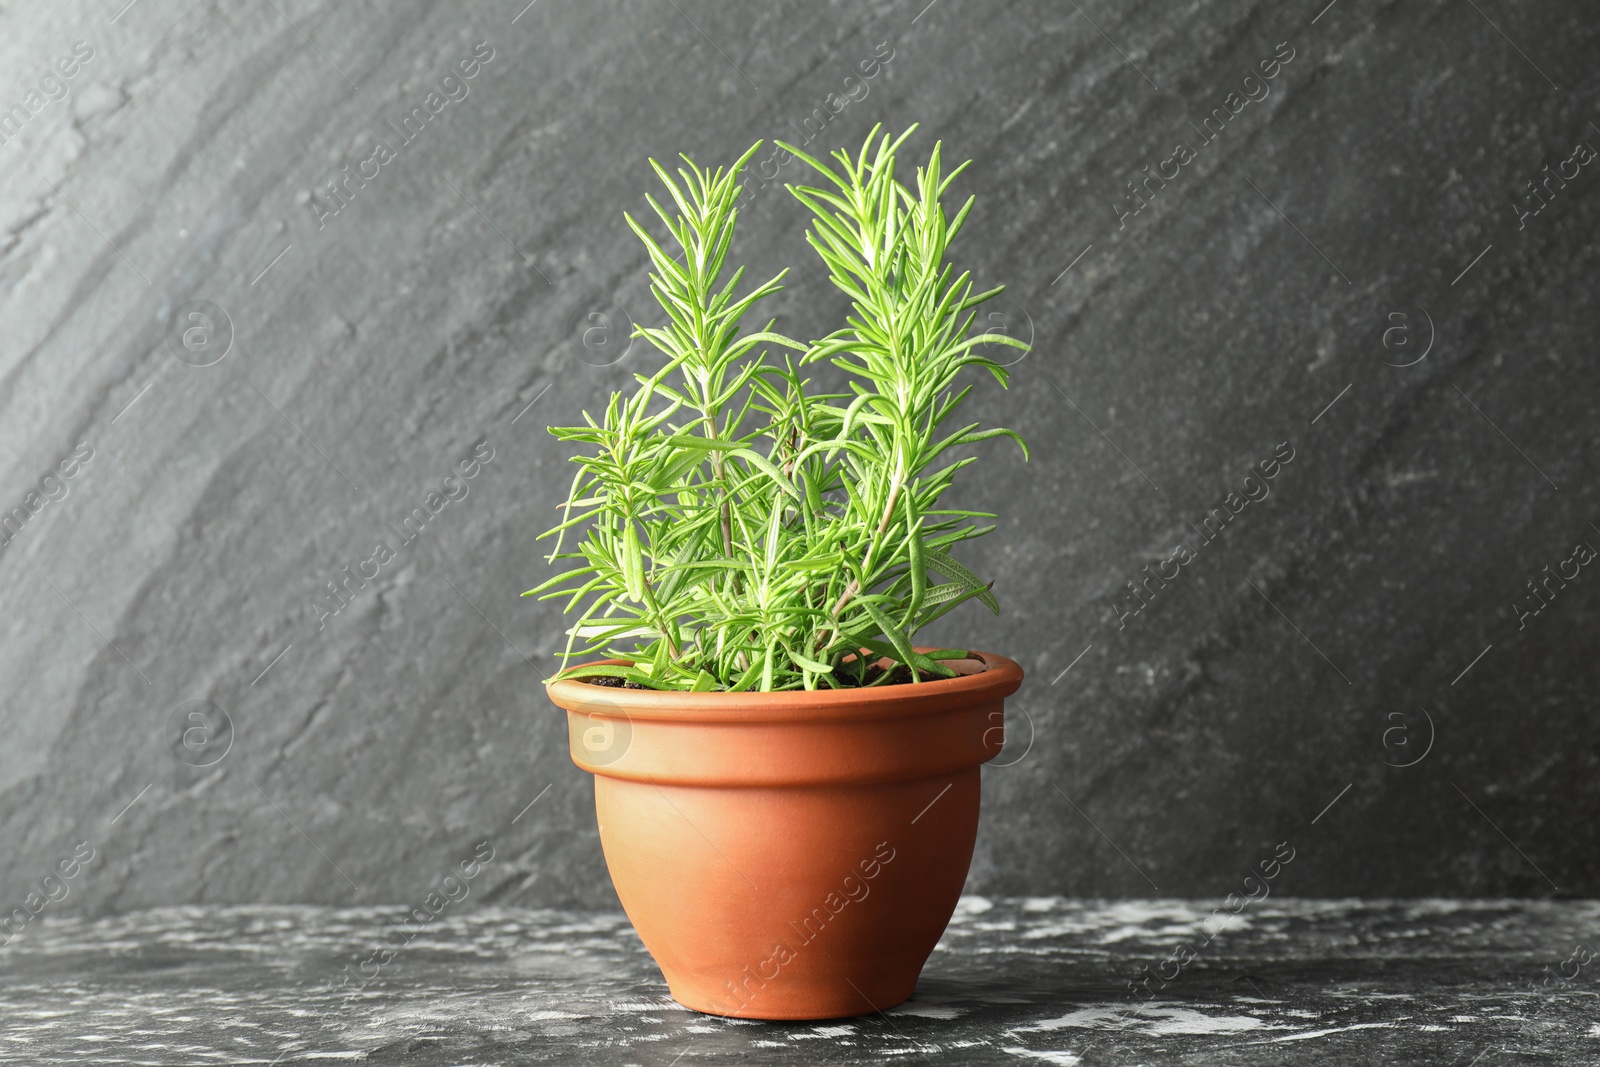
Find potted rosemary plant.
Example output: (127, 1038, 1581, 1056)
(532, 127, 1026, 1020)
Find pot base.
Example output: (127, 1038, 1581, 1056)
(596, 770, 980, 1021)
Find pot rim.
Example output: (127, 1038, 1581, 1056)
(545, 648, 1022, 723)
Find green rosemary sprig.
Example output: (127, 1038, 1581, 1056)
(527, 125, 1028, 691)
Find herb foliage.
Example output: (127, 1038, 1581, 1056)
(528, 126, 1028, 691)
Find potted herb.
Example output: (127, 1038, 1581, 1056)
(532, 127, 1026, 1020)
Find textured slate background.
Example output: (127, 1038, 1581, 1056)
(0, 0, 1596, 916)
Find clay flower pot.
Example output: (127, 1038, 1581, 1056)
(545, 650, 1022, 1020)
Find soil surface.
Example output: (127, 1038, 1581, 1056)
(581, 675, 649, 690)
(576, 661, 947, 690)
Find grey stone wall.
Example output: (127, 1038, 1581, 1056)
(1, 0, 1595, 915)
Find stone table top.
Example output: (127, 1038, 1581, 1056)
(2, 898, 1596, 1065)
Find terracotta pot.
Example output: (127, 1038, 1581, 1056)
(545, 650, 1022, 1020)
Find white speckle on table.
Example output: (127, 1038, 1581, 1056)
(895, 1003, 964, 1019)
(1017, 900, 1249, 944)
(1271, 1022, 1398, 1041)
(1003, 1048, 1082, 1065)
(1015, 1004, 1277, 1036)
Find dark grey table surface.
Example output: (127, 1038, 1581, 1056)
(3, 897, 1597, 1065)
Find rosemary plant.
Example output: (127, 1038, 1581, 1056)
(528, 126, 1028, 691)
